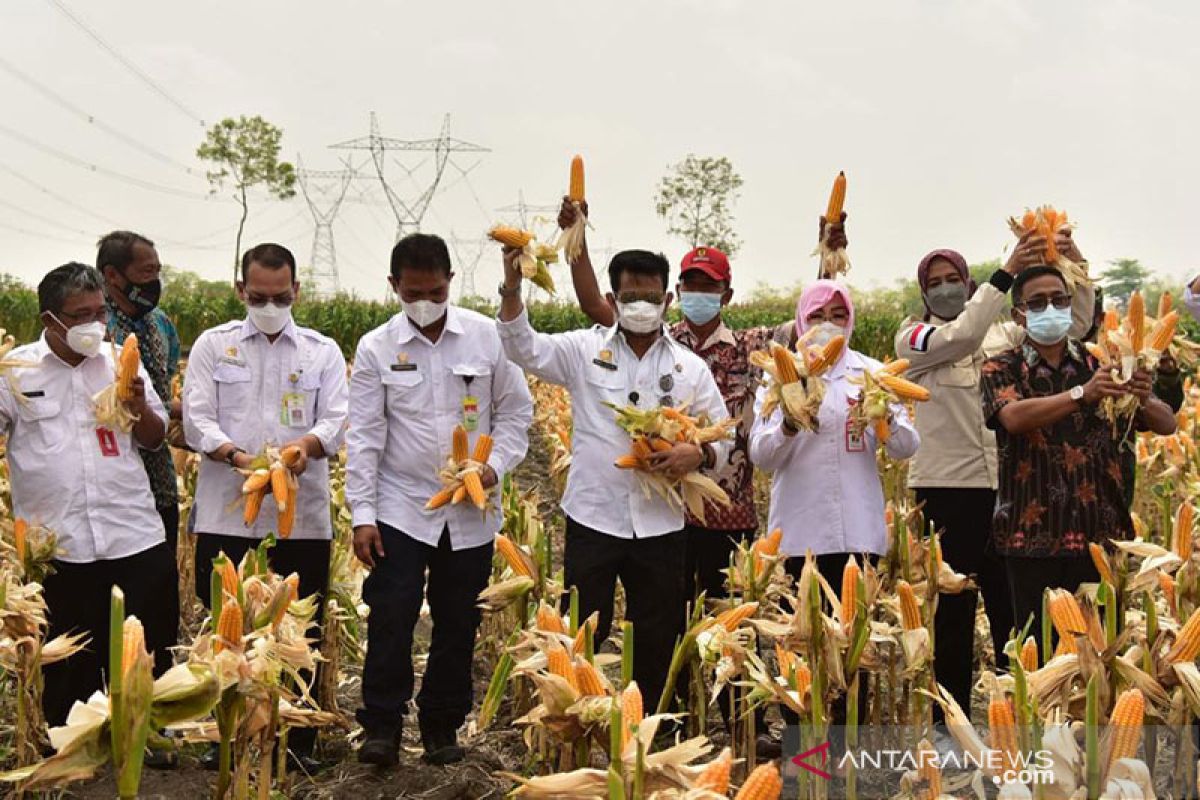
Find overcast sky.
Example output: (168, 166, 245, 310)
(2, 0, 1197, 303)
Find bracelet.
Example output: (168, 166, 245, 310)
(224, 447, 245, 467)
(498, 281, 522, 298)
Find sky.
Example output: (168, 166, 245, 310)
(2, 0, 1198, 303)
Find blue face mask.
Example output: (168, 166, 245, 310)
(1025, 305, 1072, 345)
(679, 291, 723, 325)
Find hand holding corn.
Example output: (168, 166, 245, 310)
(92, 333, 144, 432)
(425, 426, 497, 512)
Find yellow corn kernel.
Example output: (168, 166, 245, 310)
(279, 445, 303, 470)
(770, 342, 800, 384)
(121, 616, 146, 675)
(897, 580, 921, 630)
(1167, 607, 1200, 663)
(1089, 542, 1114, 585)
(841, 556, 860, 629)
(568, 155, 585, 202)
(116, 333, 140, 402)
(472, 433, 494, 465)
(1107, 688, 1144, 772)
(880, 358, 911, 375)
(425, 484, 458, 510)
(735, 761, 783, 800)
(270, 465, 289, 513)
(242, 469, 270, 495)
(243, 486, 266, 527)
(808, 335, 846, 375)
(714, 602, 759, 632)
(219, 556, 240, 599)
(535, 603, 566, 634)
(546, 643, 577, 691)
(988, 695, 1019, 775)
(824, 171, 846, 222)
(1020, 636, 1039, 673)
(13, 518, 27, 562)
(1161, 572, 1178, 618)
(694, 747, 733, 794)
(214, 600, 243, 654)
(463, 470, 487, 510)
(1048, 589, 1088, 654)
(487, 225, 534, 249)
(496, 534, 533, 578)
(1128, 290, 1145, 353)
(575, 659, 608, 697)
(878, 373, 932, 402)
(1149, 310, 1179, 352)
(620, 681, 643, 752)
(452, 426, 469, 463)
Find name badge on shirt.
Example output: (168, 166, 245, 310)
(389, 363, 418, 372)
(96, 427, 120, 457)
(845, 418, 865, 453)
(281, 392, 307, 427)
(462, 395, 480, 432)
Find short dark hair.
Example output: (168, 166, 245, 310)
(607, 250, 670, 293)
(1012, 265, 1068, 303)
(240, 243, 296, 283)
(38, 262, 104, 314)
(96, 230, 155, 273)
(390, 233, 452, 278)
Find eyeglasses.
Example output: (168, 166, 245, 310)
(246, 293, 295, 308)
(57, 308, 109, 325)
(617, 292, 664, 305)
(805, 310, 851, 325)
(1017, 294, 1072, 312)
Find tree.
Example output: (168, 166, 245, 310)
(196, 116, 297, 281)
(654, 155, 743, 256)
(1100, 258, 1150, 303)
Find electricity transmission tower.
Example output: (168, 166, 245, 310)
(496, 190, 558, 229)
(296, 155, 354, 298)
(330, 113, 488, 243)
(446, 232, 491, 300)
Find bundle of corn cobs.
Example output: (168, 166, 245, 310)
(848, 358, 930, 443)
(1007, 204, 1091, 288)
(814, 171, 849, 278)
(489, 225, 560, 295)
(239, 445, 303, 537)
(92, 333, 141, 432)
(606, 403, 734, 524)
(426, 425, 495, 512)
(749, 333, 845, 431)
(1086, 289, 1179, 435)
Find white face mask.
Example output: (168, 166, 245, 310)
(50, 314, 105, 358)
(247, 302, 292, 335)
(403, 299, 447, 329)
(808, 320, 845, 348)
(616, 301, 664, 334)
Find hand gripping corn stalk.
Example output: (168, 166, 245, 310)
(237, 444, 303, 537)
(749, 334, 845, 432)
(91, 332, 141, 433)
(1086, 290, 1179, 436)
(606, 403, 735, 524)
(848, 358, 930, 443)
(813, 171, 849, 279)
(556, 154, 589, 263)
(489, 224, 560, 294)
(426, 426, 495, 512)
(1007, 205, 1092, 288)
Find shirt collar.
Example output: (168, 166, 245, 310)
(603, 323, 674, 355)
(394, 304, 462, 344)
(239, 316, 298, 344)
(1022, 339, 1085, 368)
(676, 319, 736, 350)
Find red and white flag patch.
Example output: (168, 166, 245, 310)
(907, 324, 936, 353)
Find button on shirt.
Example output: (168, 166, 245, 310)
(749, 348, 919, 557)
(498, 308, 731, 539)
(0, 335, 166, 563)
(183, 318, 348, 541)
(345, 306, 532, 551)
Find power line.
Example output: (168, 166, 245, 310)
(0, 122, 213, 199)
(43, 0, 207, 128)
(0, 54, 202, 176)
(0, 219, 94, 247)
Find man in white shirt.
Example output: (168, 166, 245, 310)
(182, 243, 348, 767)
(0, 263, 173, 725)
(496, 248, 731, 717)
(347, 234, 531, 767)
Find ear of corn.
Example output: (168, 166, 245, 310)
(824, 171, 846, 222)
(425, 485, 457, 510)
(1048, 589, 1089, 654)
(620, 682, 643, 752)
(988, 696, 1019, 774)
(278, 473, 297, 538)
(452, 426, 469, 463)
(116, 333, 139, 402)
(575, 659, 608, 696)
(841, 556, 860, 628)
(13, 517, 27, 562)
(1085, 341, 1112, 367)
(694, 747, 732, 793)
(496, 534, 534, 578)
(214, 600, 243, 653)
(218, 556, 240, 599)
(754, 529, 782, 557)
(536, 603, 566, 634)
(270, 465, 288, 513)
(568, 155, 585, 202)
(121, 616, 146, 676)
(1160, 572, 1178, 617)
(1128, 291, 1145, 354)
(463, 470, 488, 510)
(897, 580, 921, 630)
(1020, 636, 1039, 672)
(771, 342, 800, 384)
(1166, 607, 1200, 662)
(1107, 688, 1144, 772)
(917, 739, 942, 800)
(1174, 503, 1194, 561)
(546, 644, 578, 691)
(808, 335, 846, 375)
(279, 445, 303, 469)
(242, 469, 270, 495)
(714, 602, 759, 632)
(735, 761, 783, 800)
(472, 433, 494, 465)
(877, 373, 931, 402)
(488, 225, 534, 249)
(1149, 310, 1179, 353)
(1089, 542, 1114, 585)
(880, 358, 910, 375)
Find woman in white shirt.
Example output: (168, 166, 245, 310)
(749, 279, 919, 586)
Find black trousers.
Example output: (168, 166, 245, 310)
(563, 517, 688, 715)
(195, 532, 331, 753)
(156, 504, 181, 673)
(1007, 554, 1099, 661)
(356, 524, 493, 738)
(158, 503, 179, 554)
(916, 487, 1013, 721)
(42, 543, 178, 726)
(684, 525, 754, 603)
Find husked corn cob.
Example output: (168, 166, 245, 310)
(569, 155, 586, 202)
(219, 557, 240, 599)
(808, 335, 845, 375)
(496, 534, 533, 578)
(1166, 607, 1200, 663)
(279, 445, 303, 469)
(546, 644, 577, 691)
(775, 643, 797, 679)
(463, 470, 487, 510)
(630, 438, 654, 461)
(1020, 636, 1039, 673)
(13, 518, 26, 562)
(425, 485, 457, 510)
(825, 171, 846, 221)
(1107, 688, 1144, 771)
(536, 602, 566, 634)
(1174, 503, 1194, 561)
(620, 681, 643, 751)
(1104, 308, 1119, 332)
(116, 333, 140, 402)
(735, 761, 783, 800)
(918, 739, 942, 800)
(880, 358, 910, 375)
(214, 600, 243, 653)
(488, 225, 534, 249)
(648, 437, 674, 453)
(451, 484, 468, 505)
(770, 342, 800, 384)
(278, 474, 297, 538)
(753, 529, 782, 557)
(1159, 291, 1173, 318)
(715, 602, 759, 632)
(1149, 311, 1179, 352)
(270, 465, 289, 513)
(988, 696, 1019, 773)
(1161, 572, 1178, 617)
(472, 433, 494, 465)
(1128, 291, 1145, 353)
(614, 454, 643, 470)
(877, 373, 931, 402)
(1048, 589, 1089, 654)
(1085, 341, 1112, 367)
(575, 659, 608, 696)
(572, 618, 594, 654)
(897, 580, 921, 630)
(452, 426, 469, 463)
(244, 487, 266, 526)
(121, 616, 146, 674)
(694, 747, 733, 793)
(1089, 542, 1114, 584)
(841, 556, 860, 628)
(242, 469, 270, 495)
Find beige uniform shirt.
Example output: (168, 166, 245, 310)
(896, 272, 1095, 489)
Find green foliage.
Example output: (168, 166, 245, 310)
(654, 155, 744, 256)
(1100, 258, 1151, 303)
(0, 273, 40, 343)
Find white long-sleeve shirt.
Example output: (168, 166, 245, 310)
(498, 308, 731, 539)
(183, 317, 348, 541)
(1184, 280, 1200, 322)
(0, 335, 166, 563)
(345, 306, 532, 550)
(749, 348, 919, 557)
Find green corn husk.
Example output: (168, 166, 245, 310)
(107, 588, 126, 776)
(1086, 674, 1100, 799)
(479, 637, 517, 730)
(621, 622, 634, 688)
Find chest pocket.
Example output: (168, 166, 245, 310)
(381, 370, 425, 414)
(938, 355, 978, 388)
(584, 363, 626, 404)
(17, 395, 62, 450)
(213, 363, 253, 426)
(451, 363, 493, 423)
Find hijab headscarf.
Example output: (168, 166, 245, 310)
(796, 280, 855, 366)
(916, 248, 975, 320)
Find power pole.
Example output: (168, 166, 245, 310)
(296, 155, 354, 298)
(447, 232, 488, 300)
(496, 190, 558, 229)
(330, 112, 489, 242)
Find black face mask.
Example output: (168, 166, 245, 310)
(116, 271, 161, 319)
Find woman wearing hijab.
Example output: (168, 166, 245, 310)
(894, 233, 1094, 723)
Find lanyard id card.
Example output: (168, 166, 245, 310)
(281, 392, 308, 428)
(845, 418, 865, 453)
(96, 427, 120, 457)
(462, 395, 480, 432)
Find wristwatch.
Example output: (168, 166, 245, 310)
(224, 447, 245, 467)
(1069, 385, 1085, 404)
(498, 281, 521, 298)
